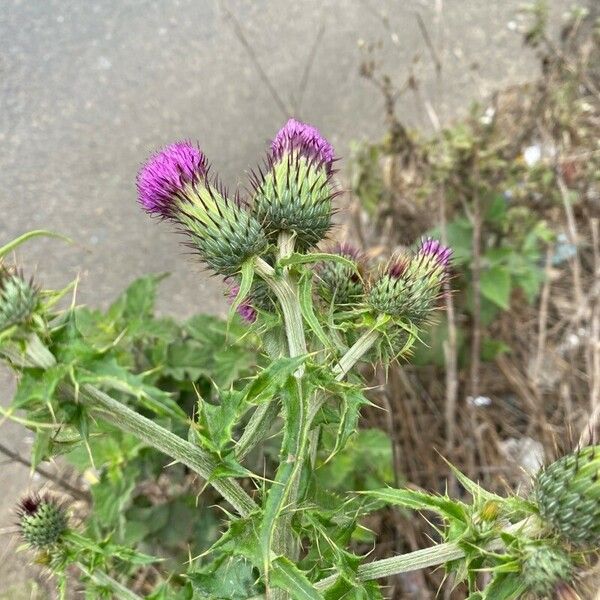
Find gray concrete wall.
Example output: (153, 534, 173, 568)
(0, 1, 576, 595)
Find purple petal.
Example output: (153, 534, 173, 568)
(418, 238, 452, 268)
(137, 142, 206, 217)
(271, 118, 335, 171)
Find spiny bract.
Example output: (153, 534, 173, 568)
(317, 243, 364, 307)
(0, 266, 39, 331)
(520, 544, 573, 596)
(535, 445, 600, 547)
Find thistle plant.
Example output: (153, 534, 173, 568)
(0, 119, 596, 599)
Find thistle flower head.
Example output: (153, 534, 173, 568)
(252, 119, 337, 250)
(317, 243, 365, 307)
(17, 494, 68, 548)
(138, 143, 268, 276)
(137, 142, 207, 217)
(520, 543, 573, 596)
(0, 265, 40, 331)
(534, 445, 600, 547)
(367, 239, 451, 324)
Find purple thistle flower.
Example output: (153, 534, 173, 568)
(271, 118, 335, 172)
(137, 142, 207, 217)
(418, 238, 452, 268)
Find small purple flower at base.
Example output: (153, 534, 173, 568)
(137, 142, 206, 217)
(271, 118, 335, 173)
(333, 242, 362, 262)
(226, 282, 257, 324)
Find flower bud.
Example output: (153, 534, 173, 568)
(18, 495, 68, 548)
(317, 243, 364, 307)
(367, 238, 451, 324)
(534, 445, 600, 547)
(137, 142, 268, 276)
(520, 544, 573, 596)
(251, 119, 336, 249)
(0, 265, 40, 331)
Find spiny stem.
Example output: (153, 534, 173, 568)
(2, 335, 257, 517)
(235, 399, 280, 461)
(314, 542, 464, 590)
(75, 384, 257, 516)
(255, 257, 306, 361)
(333, 327, 381, 380)
(77, 563, 144, 600)
(314, 518, 534, 591)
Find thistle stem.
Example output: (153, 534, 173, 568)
(314, 517, 534, 591)
(235, 399, 281, 461)
(255, 257, 306, 361)
(77, 563, 144, 600)
(314, 542, 464, 590)
(1, 338, 257, 517)
(333, 327, 380, 380)
(75, 384, 257, 516)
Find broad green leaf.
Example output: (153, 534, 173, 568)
(107, 273, 167, 324)
(76, 358, 186, 420)
(317, 429, 393, 492)
(328, 387, 370, 460)
(480, 265, 511, 310)
(479, 573, 525, 600)
(196, 387, 245, 453)
(189, 556, 261, 600)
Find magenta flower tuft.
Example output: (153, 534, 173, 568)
(137, 142, 207, 217)
(388, 259, 409, 279)
(271, 118, 335, 172)
(334, 242, 362, 261)
(418, 238, 452, 267)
